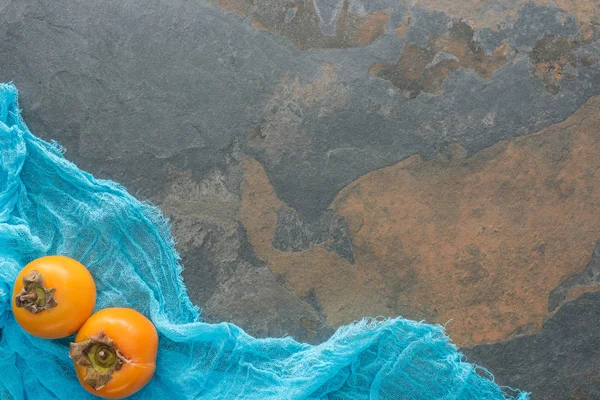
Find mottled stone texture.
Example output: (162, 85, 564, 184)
(463, 292, 600, 400)
(2, 0, 600, 397)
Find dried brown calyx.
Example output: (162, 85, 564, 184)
(14, 270, 57, 313)
(69, 332, 131, 390)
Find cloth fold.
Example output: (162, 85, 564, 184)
(0, 83, 528, 400)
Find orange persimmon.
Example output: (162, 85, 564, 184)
(12, 255, 96, 339)
(70, 308, 158, 399)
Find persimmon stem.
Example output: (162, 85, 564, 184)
(116, 351, 132, 364)
(19, 292, 38, 302)
(14, 270, 57, 313)
(69, 332, 130, 391)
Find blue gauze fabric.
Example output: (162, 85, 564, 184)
(0, 83, 529, 400)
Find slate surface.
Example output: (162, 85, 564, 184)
(2, 0, 600, 398)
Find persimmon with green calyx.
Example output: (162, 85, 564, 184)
(12, 255, 96, 339)
(70, 308, 159, 399)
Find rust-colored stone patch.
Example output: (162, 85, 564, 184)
(572, 387, 589, 400)
(273, 63, 348, 109)
(532, 36, 577, 94)
(249, 63, 347, 163)
(370, 21, 508, 98)
(240, 158, 402, 333)
(394, 13, 411, 37)
(557, 284, 600, 312)
(554, 0, 600, 25)
(209, 0, 389, 49)
(531, 26, 596, 94)
(241, 96, 600, 346)
(410, 0, 600, 29)
(358, 11, 389, 46)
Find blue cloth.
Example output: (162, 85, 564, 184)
(0, 83, 529, 399)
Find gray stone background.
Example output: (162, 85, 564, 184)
(2, 0, 600, 398)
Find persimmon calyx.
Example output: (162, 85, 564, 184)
(70, 332, 131, 390)
(14, 270, 57, 313)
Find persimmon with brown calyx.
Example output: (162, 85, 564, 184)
(70, 308, 158, 399)
(12, 255, 96, 339)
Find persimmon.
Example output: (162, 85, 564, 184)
(12, 255, 96, 339)
(70, 308, 158, 399)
